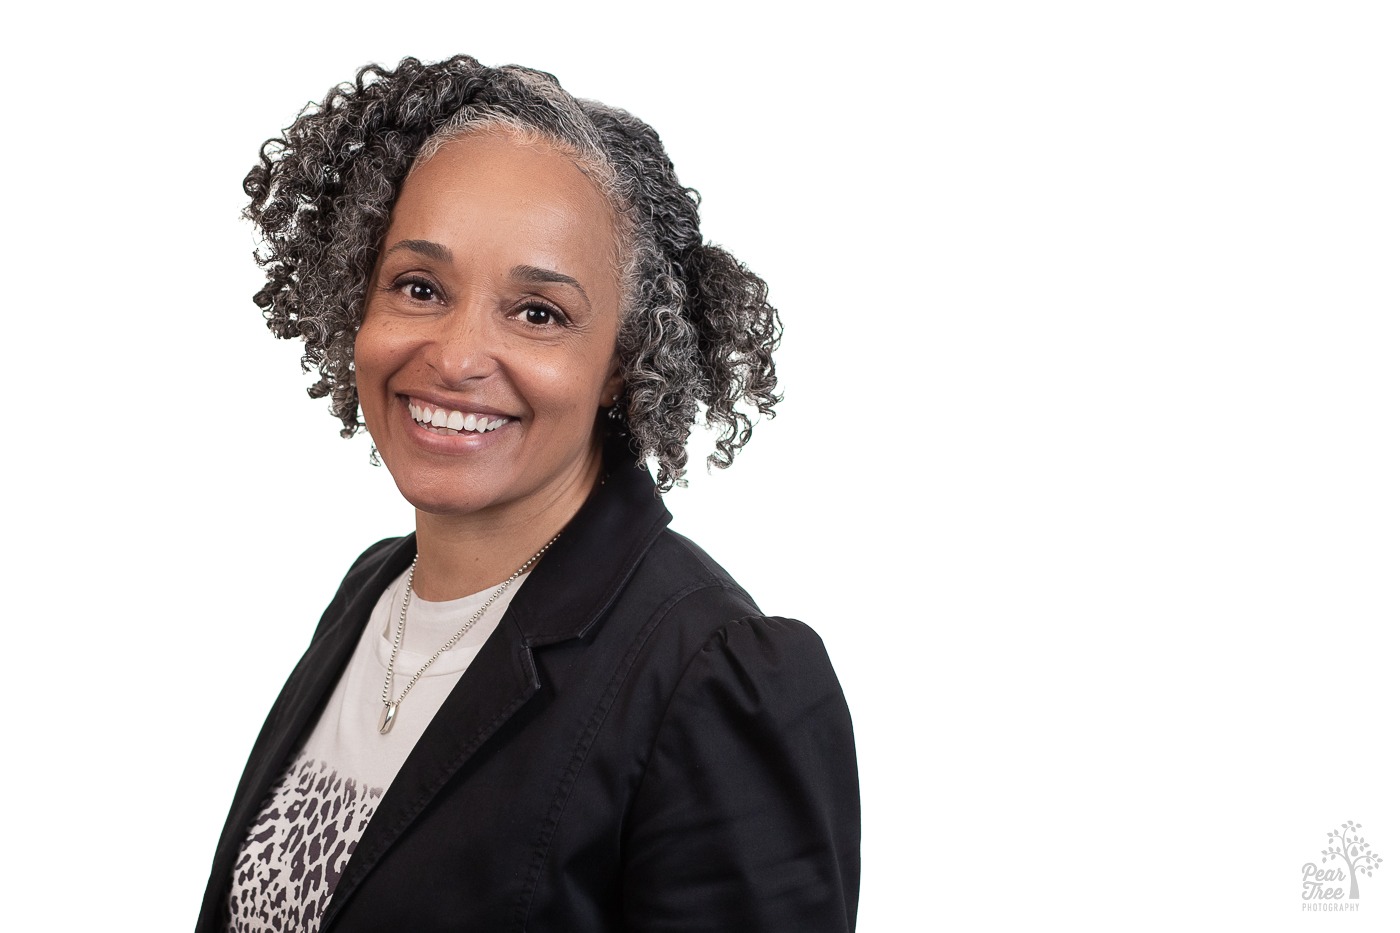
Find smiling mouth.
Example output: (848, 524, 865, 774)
(408, 400, 512, 435)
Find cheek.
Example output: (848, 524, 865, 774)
(352, 333, 376, 394)
(353, 317, 406, 384)
(533, 350, 615, 415)
(351, 324, 404, 425)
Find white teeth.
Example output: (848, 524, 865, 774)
(409, 401, 507, 434)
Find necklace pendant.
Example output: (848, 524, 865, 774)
(378, 702, 399, 735)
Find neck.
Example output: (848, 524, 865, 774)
(409, 445, 603, 601)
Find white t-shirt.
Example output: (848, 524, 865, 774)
(224, 567, 527, 933)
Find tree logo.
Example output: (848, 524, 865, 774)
(1301, 821, 1384, 907)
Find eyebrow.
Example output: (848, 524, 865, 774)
(384, 239, 453, 262)
(511, 264, 591, 307)
(381, 242, 591, 308)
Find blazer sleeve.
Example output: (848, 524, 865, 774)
(621, 615, 861, 932)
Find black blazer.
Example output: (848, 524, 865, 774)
(196, 453, 860, 932)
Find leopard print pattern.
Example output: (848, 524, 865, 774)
(225, 755, 384, 932)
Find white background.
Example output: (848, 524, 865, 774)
(2, 1, 1397, 929)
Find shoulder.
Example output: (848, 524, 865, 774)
(623, 528, 761, 624)
(617, 529, 844, 722)
(643, 528, 832, 644)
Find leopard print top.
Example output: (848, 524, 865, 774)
(225, 755, 383, 932)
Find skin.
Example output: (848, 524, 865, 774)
(355, 130, 626, 600)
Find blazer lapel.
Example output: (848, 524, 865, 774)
(319, 607, 540, 930)
(321, 448, 671, 928)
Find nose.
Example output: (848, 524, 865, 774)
(426, 302, 501, 386)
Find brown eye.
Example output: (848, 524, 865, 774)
(514, 303, 566, 327)
(407, 280, 436, 302)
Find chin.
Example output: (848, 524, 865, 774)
(392, 479, 499, 518)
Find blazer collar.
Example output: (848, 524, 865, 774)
(510, 441, 672, 647)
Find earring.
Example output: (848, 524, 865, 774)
(607, 394, 626, 428)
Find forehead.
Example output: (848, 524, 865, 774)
(388, 131, 623, 280)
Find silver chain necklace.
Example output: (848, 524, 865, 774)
(378, 535, 560, 734)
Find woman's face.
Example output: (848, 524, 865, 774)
(355, 131, 625, 524)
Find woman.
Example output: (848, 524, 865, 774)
(197, 56, 859, 933)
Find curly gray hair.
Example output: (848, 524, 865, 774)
(244, 56, 781, 490)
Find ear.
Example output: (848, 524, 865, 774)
(598, 362, 625, 409)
